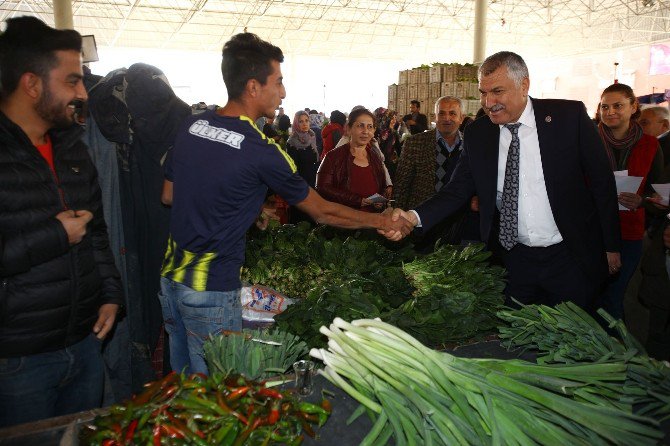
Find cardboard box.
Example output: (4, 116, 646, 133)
(429, 66, 442, 83)
(426, 96, 438, 123)
(429, 82, 441, 98)
(408, 84, 418, 101)
(397, 98, 407, 116)
(398, 70, 409, 85)
(441, 82, 456, 96)
(397, 84, 408, 101)
(454, 82, 468, 99)
(457, 65, 478, 80)
(388, 84, 397, 101)
(418, 68, 429, 84)
(408, 69, 418, 85)
(467, 82, 479, 99)
(418, 97, 430, 117)
(418, 84, 429, 99)
(443, 66, 456, 82)
(388, 99, 397, 113)
(467, 99, 481, 116)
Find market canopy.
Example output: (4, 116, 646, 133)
(0, 0, 669, 62)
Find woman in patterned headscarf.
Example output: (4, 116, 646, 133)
(286, 110, 319, 188)
(374, 107, 401, 181)
(597, 83, 663, 321)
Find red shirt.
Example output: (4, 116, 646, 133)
(35, 135, 56, 177)
(349, 164, 378, 209)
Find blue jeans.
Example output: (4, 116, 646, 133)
(600, 239, 643, 320)
(0, 334, 104, 427)
(159, 277, 242, 375)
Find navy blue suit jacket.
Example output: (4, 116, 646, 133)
(416, 98, 621, 279)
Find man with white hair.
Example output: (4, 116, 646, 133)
(639, 105, 670, 166)
(387, 51, 621, 309)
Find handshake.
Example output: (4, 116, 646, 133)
(377, 208, 418, 241)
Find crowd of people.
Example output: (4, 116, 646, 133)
(1, 15, 669, 431)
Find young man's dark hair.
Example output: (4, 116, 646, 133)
(220, 33, 284, 100)
(410, 100, 421, 108)
(0, 16, 82, 99)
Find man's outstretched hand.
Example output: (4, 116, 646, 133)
(378, 208, 418, 241)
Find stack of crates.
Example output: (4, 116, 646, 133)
(389, 63, 480, 117)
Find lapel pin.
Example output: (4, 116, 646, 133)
(545, 116, 552, 123)
(72, 166, 80, 173)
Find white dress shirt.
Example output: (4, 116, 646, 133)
(496, 99, 562, 247)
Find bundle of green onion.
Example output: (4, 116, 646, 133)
(203, 328, 308, 380)
(498, 301, 670, 419)
(311, 317, 663, 445)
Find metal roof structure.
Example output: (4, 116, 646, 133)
(1, 0, 669, 63)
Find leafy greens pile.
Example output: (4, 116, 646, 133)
(385, 243, 506, 345)
(243, 224, 506, 348)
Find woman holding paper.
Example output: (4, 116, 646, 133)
(316, 108, 391, 211)
(597, 83, 663, 320)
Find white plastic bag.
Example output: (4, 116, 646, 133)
(240, 283, 295, 323)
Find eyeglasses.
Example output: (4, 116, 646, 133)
(353, 122, 375, 130)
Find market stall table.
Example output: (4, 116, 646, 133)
(0, 340, 667, 445)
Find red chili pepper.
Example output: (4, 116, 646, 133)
(152, 424, 162, 446)
(217, 390, 249, 424)
(231, 417, 262, 446)
(267, 400, 280, 425)
(227, 386, 250, 402)
(298, 412, 320, 423)
(101, 440, 118, 446)
(189, 386, 207, 395)
(256, 387, 283, 400)
(161, 423, 186, 439)
(134, 372, 177, 405)
(321, 398, 332, 413)
(299, 418, 316, 438)
(162, 384, 179, 399)
(124, 419, 139, 443)
(216, 392, 232, 412)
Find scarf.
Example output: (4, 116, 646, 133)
(598, 121, 644, 171)
(309, 113, 324, 129)
(287, 128, 316, 150)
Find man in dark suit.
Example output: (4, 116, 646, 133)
(402, 100, 428, 135)
(385, 51, 622, 308)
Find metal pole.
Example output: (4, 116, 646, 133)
(53, 0, 74, 30)
(473, 0, 487, 64)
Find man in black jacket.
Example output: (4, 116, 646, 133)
(0, 17, 122, 427)
(402, 100, 429, 135)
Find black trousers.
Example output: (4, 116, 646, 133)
(491, 238, 600, 310)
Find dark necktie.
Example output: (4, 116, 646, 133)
(499, 123, 521, 250)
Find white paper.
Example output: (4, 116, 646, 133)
(652, 184, 670, 206)
(366, 193, 388, 204)
(614, 175, 643, 211)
